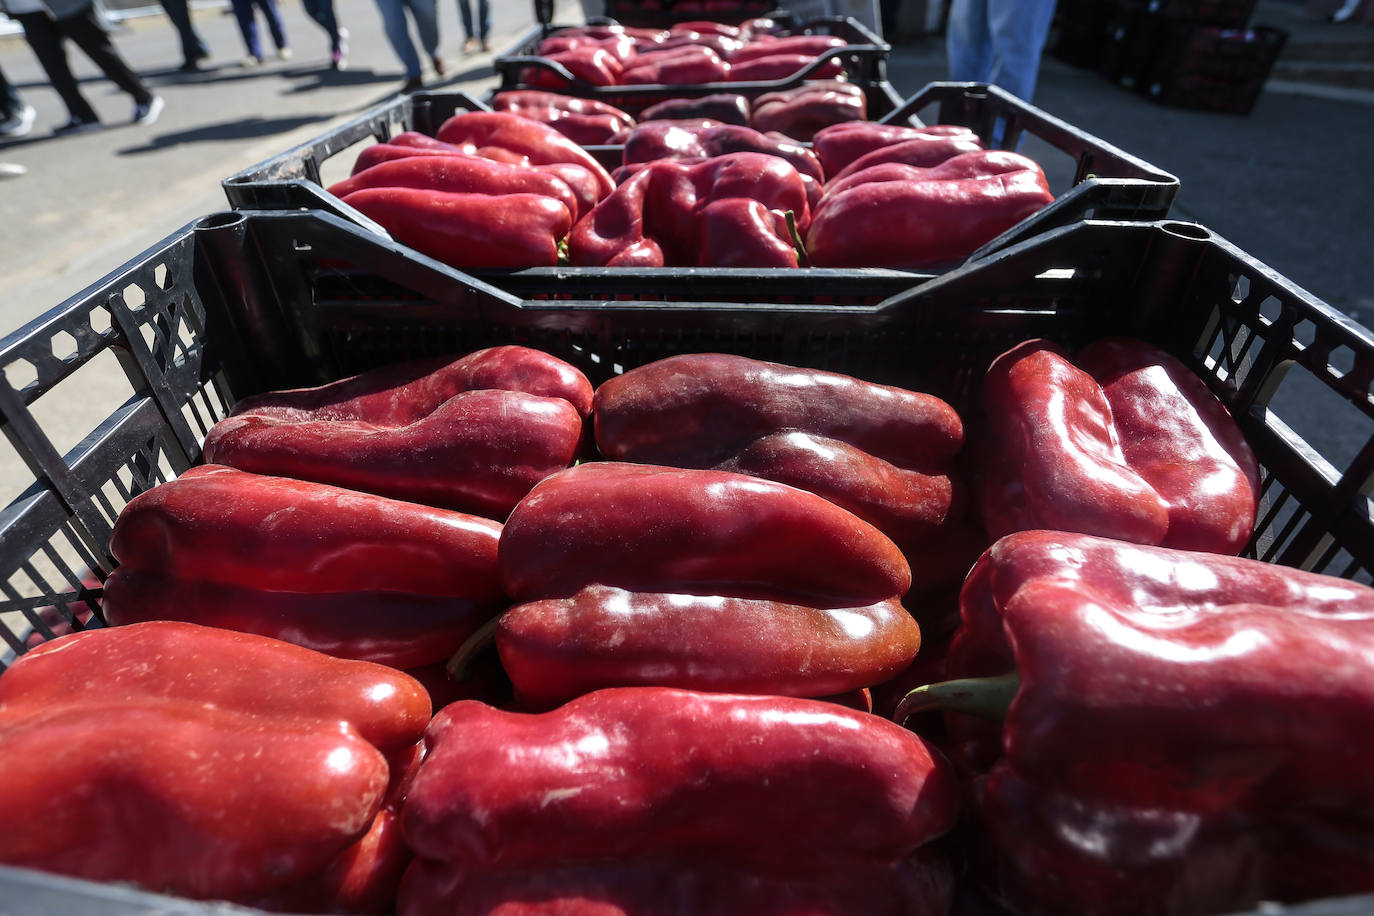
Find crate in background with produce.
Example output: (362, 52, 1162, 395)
(222, 81, 1177, 304)
(0, 204, 1373, 914)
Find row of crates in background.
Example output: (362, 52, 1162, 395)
(1053, 0, 1289, 115)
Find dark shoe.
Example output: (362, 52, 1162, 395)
(402, 75, 424, 93)
(432, 55, 446, 77)
(0, 104, 36, 138)
(53, 116, 102, 136)
(178, 58, 201, 72)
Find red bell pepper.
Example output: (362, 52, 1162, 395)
(594, 352, 977, 607)
(103, 465, 506, 668)
(204, 346, 590, 519)
(492, 585, 919, 708)
(898, 529, 1374, 915)
(545, 23, 667, 44)
(750, 79, 867, 140)
(806, 150, 1055, 268)
(621, 120, 824, 184)
(730, 34, 849, 62)
(728, 53, 844, 81)
(813, 123, 983, 179)
(568, 153, 810, 268)
(620, 44, 730, 84)
(522, 46, 623, 88)
(327, 155, 585, 223)
(434, 111, 615, 197)
(644, 30, 743, 58)
(500, 461, 910, 604)
(341, 187, 571, 269)
(401, 687, 958, 869)
(978, 338, 1260, 554)
(639, 92, 751, 125)
(670, 20, 743, 38)
(0, 621, 432, 904)
(535, 32, 636, 63)
(490, 90, 634, 146)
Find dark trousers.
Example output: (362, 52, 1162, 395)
(0, 65, 22, 120)
(15, 7, 152, 124)
(158, 0, 210, 64)
(301, 0, 341, 53)
(229, 0, 288, 60)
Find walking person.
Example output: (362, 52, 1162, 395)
(372, 0, 444, 91)
(229, 0, 291, 66)
(301, 0, 349, 70)
(0, 0, 165, 134)
(457, 0, 489, 52)
(157, 0, 211, 71)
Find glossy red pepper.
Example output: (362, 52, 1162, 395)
(639, 92, 751, 125)
(620, 44, 730, 84)
(899, 529, 1374, 915)
(568, 153, 810, 268)
(730, 34, 849, 62)
(341, 187, 571, 269)
(204, 347, 591, 518)
(813, 122, 983, 179)
(642, 30, 743, 58)
(402, 687, 959, 870)
(535, 32, 637, 63)
(750, 79, 867, 140)
(493, 585, 919, 708)
(103, 465, 506, 668)
(327, 154, 585, 222)
(621, 120, 824, 184)
(490, 90, 635, 146)
(728, 53, 844, 81)
(0, 621, 430, 904)
(594, 353, 977, 607)
(523, 46, 624, 88)
(806, 150, 1055, 268)
(978, 338, 1260, 554)
(500, 461, 910, 604)
(434, 111, 615, 197)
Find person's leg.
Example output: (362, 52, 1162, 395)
(158, 0, 210, 66)
(477, 0, 489, 46)
(58, 6, 155, 105)
(0, 65, 36, 136)
(945, 0, 993, 83)
(252, 0, 290, 54)
(229, 0, 265, 59)
(405, 0, 441, 71)
(984, 0, 1057, 102)
(457, 0, 474, 41)
(374, 0, 422, 77)
(14, 10, 99, 124)
(301, 0, 341, 51)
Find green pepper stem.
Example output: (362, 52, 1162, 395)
(894, 672, 1020, 724)
(784, 210, 807, 265)
(446, 614, 503, 680)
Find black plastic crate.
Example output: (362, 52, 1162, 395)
(2, 209, 1374, 914)
(1144, 0, 1259, 27)
(492, 16, 891, 108)
(600, 0, 779, 28)
(1099, 4, 1168, 90)
(221, 82, 1178, 289)
(1146, 23, 1289, 114)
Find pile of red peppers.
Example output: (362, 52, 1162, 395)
(3, 324, 1373, 916)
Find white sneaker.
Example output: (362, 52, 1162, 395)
(331, 27, 349, 71)
(277, 46, 293, 61)
(0, 104, 36, 138)
(133, 95, 164, 126)
(0, 162, 26, 179)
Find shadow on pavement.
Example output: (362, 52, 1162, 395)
(115, 112, 333, 153)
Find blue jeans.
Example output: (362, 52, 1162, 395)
(457, 0, 489, 41)
(374, 0, 439, 77)
(229, 0, 288, 59)
(946, 0, 1058, 103)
